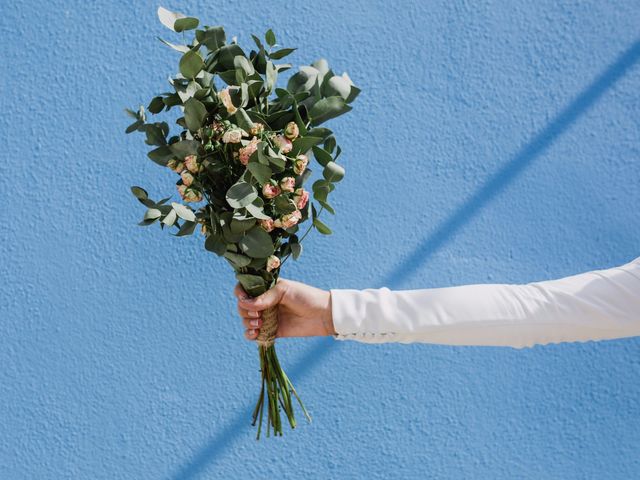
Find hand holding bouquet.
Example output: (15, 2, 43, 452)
(125, 7, 359, 439)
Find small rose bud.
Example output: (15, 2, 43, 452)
(293, 154, 309, 175)
(279, 209, 302, 229)
(293, 188, 309, 210)
(183, 188, 203, 203)
(181, 171, 195, 187)
(249, 122, 265, 136)
(266, 255, 281, 272)
(222, 128, 245, 144)
(260, 217, 275, 232)
(218, 87, 237, 114)
(184, 155, 200, 174)
(284, 121, 299, 140)
(262, 183, 281, 199)
(177, 184, 187, 197)
(273, 135, 292, 154)
(279, 176, 296, 193)
(238, 137, 259, 166)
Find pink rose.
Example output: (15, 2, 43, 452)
(284, 121, 299, 140)
(279, 176, 295, 193)
(259, 218, 275, 232)
(167, 159, 185, 173)
(184, 155, 200, 174)
(262, 183, 281, 199)
(293, 188, 309, 210)
(218, 87, 237, 114)
(238, 137, 259, 165)
(273, 134, 292, 153)
(178, 184, 202, 203)
(181, 171, 195, 187)
(266, 255, 281, 272)
(293, 154, 308, 175)
(275, 210, 302, 229)
(222, 128, 245, 144)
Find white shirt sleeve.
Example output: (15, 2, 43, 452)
(330, 256, 640, 349)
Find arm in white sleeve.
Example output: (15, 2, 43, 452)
(330, 256, 640, 348)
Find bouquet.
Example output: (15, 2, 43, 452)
(125, 7, 359, 439)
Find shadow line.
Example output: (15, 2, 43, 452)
(168, 39, 640, 480)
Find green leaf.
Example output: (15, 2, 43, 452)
(216, 44, 246, 71)
(246, 162, 272, 185)
(224, 251, 252, 268)
(205, 234, 227, 256)
(274, 195, 297, 214)
(307, 127, 332, 139)
(125, 119, 143, 134)
(308, 96, 352, 126)
(233, 55, 255, 75)
(156, 37, 191, 53)
(196, 26, 226, 51)
(312, 145, 333, 167)
(290, 242, 302, 260)
(226, 182, 258, 208)
(157, 6, 186, 31)
(269, 47, 295, 60)
(170, 140, 200, 158)
(175, 220, 197, 236)
(312, 180, 331, 202)
(144, 208, 162, 220)
(179, 49, 204, 79)
(144, 124, 167, 146)
(323, 161, 345, 182)
(265, 29, 276, 47)
(318, 199, 335, 215)
(174, 17, 199, 32)
(131, 186, 148, 201)
(238, 226, 274, 258)
(245, 198, 271, 220)
(147, 145, 174, 166)
(236, 273, 267, 297)
(148, 96, 165, 114)
(265, 60, 277, 93)
(291, 136, 322, 155)
(234, 108, 255, 133)
(171, 202, 196, 222)
(161, 209, 178, 226)
(230, 217, 256, 234)
(313, 218, 332, 235)
(184, 97, 208, 132)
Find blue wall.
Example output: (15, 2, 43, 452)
(2, 1, 639, 478)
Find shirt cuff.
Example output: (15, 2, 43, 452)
(329, 288, 401, 343)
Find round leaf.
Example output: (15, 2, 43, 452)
(238, 226, 275, 258)
(226, 182, 258, 209)
(323, 161, 345, 182)
(180, 50, 204, 79)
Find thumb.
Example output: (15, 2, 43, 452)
(238, 283, 285, 311)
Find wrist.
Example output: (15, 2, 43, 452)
(320, 290, 336, 336)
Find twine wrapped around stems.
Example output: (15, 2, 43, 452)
(256, 304, 278, 347)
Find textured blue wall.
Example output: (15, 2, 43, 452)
(2, 1, 639, 478)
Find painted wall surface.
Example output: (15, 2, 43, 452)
(2, 1, 639, 478)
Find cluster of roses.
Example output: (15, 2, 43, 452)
(165, 88, 313, 273)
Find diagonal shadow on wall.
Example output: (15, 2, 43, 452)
(168, 39, 640, 480)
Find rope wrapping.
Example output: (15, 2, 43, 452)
(256, 304, 278, 347)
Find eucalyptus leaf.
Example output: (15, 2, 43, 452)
(290, 242, 302, 260)
(226, 182, 258, 208)
(239, 226, 274, 258)
(224, 251, 252, 268)
(176, 220, 197, 236)
(171, 202, 196, 222)
(236, 273, 267, 297)
(322, 161, 345, 182)
(205, 234, 227, 255)
(265, 29, 276, 47)
(309, 96, 352, 126)
(147, 145, 174, 166)
(131, 186, 148, 201)
(196, 26, 226, 51)
(246, 162, 272, 185)
(174, 17, 199, 32)
(184, 97, 208, 132)
(312, 145, 333, 167)
(179, 49, 204, 79)
(157, 6, 186, 31)
(313, 218, 332, 235)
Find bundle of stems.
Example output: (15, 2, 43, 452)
(250, 304, 311, 439)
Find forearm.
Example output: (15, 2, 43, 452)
(329, 256, 640, 348)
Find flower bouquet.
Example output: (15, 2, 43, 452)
(125, 7, 359, 439)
